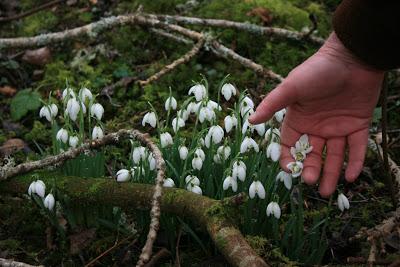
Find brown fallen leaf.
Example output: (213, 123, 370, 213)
(0, 138, 27, 156)
(69, 228, 97, 255)
(0, 85, 17, 97)
(246, 7, 273, 26)
(21, 47, 52, 66)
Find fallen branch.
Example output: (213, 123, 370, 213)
(0, 0, 64, 23)
(0, 174, 269, 267)
(0, 258, 43, 267)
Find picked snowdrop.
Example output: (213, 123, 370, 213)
(221, 83, 236, 101)
(266, 201, 281, 219)
(188, 84, 207, 101)
(132, 146, 146, 164)
(43, 193, 56, 211)
(213, 145, 231, 163)
(287, 161, 303, 178)
(274, 108, 286, 123)
(178, 146, 189, 160)
(172, 117, 185, 133)
(276, 171, 292, 190)
(163, 178, 175, 188)
(28, 180, 46, 198)
(205, 125, 224, 147)
(69, 136, 79, 148)
(249, 180, 266, 199)
(240, 136, 259, 153)
(223, 176, 238, 192)
(116, 169, 131, 182)
(92, 126, 104, 140)
(337, 193, 350, 212)
(232, 160, 246, 181)
(142, 112, 157, 128)
(160, 132, 173, 148)
(39, 104, 58, 122)
(295, 134, 313, 154)
(78, 87, 93, 102)
(266, 142, 281, 162)
(56, 128, 68, 143)
(90, 103, 104, 120)
(224, 114, 237, 133)
(165, 96, 177, 111)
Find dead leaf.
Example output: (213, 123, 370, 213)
(69, 228, 97, 255)
(0, 85, 17, 97)
(0, 138, 27, 156)
(22, 47, 51, 66)
(246, 7, 273, 26)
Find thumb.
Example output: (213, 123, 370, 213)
(248, 81, 297, 124)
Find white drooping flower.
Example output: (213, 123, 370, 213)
(266, 142, 281, 162)
(116, 169, 131, 182)
(177, 109, 189, 121)
(249, 181, 266, 199)
(276, 171, 292, 190)
(265, 128, 281, 143)
(142, 112, 157, 128)
(178, 146, 189, 160)
(213, 145, 231, 163)
(78, 87, 93, 102)
(185, 175, 202, 195)
(90, 103, 104, 120)
(172, 117, 185, 133)
(240, 137, 259, 153)
(198, 106, 215, 123)
(69, 136, 79, 148)
(66, 98, 81, 121)
(337, 193, 350, 212)
(163, 178, 176, 188)
(160, 132, 173, 148)
(43, 193, 55, 211)
(221, 83, 236, 101)
(205, 125, 224, 147)
(224, 115, 238, 133)
(27, 182, 36, 196)
(62, 88, 76, 100)
(165, 96, 177, 111)
(242, 120, 266, 136)
(232, 160, 246, 181)
(223, 176, 238, 192)
(56, 128, 69, 143)
(188, 84, 207, 101)
(274, 108, 286, 123)
(92, 126, 104, 140)
(186, 102, 201, 114)
(206, 100, 222, 111)
(192, 148, 205, 170)
(266, 202, 281, 219)
(39, 104, 58, 122)
(28, 180, 46, 198)
(148, 153, 156, 170)
(287, 161, 304, 178)
(194, 148, 205, 161)
(132, 146, 146, 164)
(240, 96, 255, 117)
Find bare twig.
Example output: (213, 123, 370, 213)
(143, 248, 171, 267)
(150, 28, 193, 45)
(0, 258, 43, 267)
(0, 0, 64, 23)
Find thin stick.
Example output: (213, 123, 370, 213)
(0, 0, 64, 23)
(0, 258, 43, 267)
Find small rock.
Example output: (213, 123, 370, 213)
(21, 47, 51, 66)
(0, 85, 17, 97)
(0, 138, 27, 156)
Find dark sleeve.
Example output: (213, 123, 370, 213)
(333, 0, 400, 70)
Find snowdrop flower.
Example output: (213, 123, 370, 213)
(189, 185, 202, 195)
(116, 169, 131, 182)
(198, 137, 205, 147)
(148, 153, 156, 170)
(221, 83, 236, 101)
(92, 126, 104, 140)
(206, 100, 222, 111)
(249, 181, 266, 199)
(205, 126, 224, 147)
(185, 175, 202, 195)
(266, 142, 281, 162)
(213, 145, 231, 163)
(232, 160, 246, 181)
(276, 171, 292, 190)
(172, 117, 185, 133)
(142, 112, 157, 128)
(240, 96, 255, 117)
(79, 87, 93, 102)
(39, 104, 58, 122)
(165, 96, 177, 111)
(62, 88, 75, 100)
(223, 176, 238, 192)
(224, 115, 237, 133)
(274, 109, 286, 123)
(294, 134, 313, 154)
(178, 146, 189, 160)
(66, 98, 81, 121)
(56, 128, 68, 143)
(160, 132, 173, 148)
(69, 136, 79, 148)
(163, 178, 175, 188)
(290, 147, 306, 162)
(27, 182, 36, 196)
(186, 102, 201, 114)
(90, 103, 104, 120)
(132, 146, 146, 163)
(242, 120, 265, 136)
(287, 161, 303, 178)
(28, 180, 46, 198)
(177, 109, 189, 121)
(43, 193, 55, 211)
(265, 128, 281, 143)
(194, 148, 205, 161)
(198, 106, 215, 123)
(192, 153, 204, 170)
(266, 202, 281, 219)
(188, 84, 207, 101)
(337, 193, 350, 211)
(240, 137, 259, 153)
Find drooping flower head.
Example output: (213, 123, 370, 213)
(221, 83, 236, 101)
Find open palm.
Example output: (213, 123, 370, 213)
(249, 33, 384, 197)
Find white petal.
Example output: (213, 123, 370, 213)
(44, 193, 55, 211)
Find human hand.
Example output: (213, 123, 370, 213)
(249, 33, 385, 197)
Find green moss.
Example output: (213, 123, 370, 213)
(18, 11, 59, 36)
(24, 121, 51, 144)
(215, 231, 228, 250)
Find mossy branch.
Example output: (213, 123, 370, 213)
(0, 173, 269, 267)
